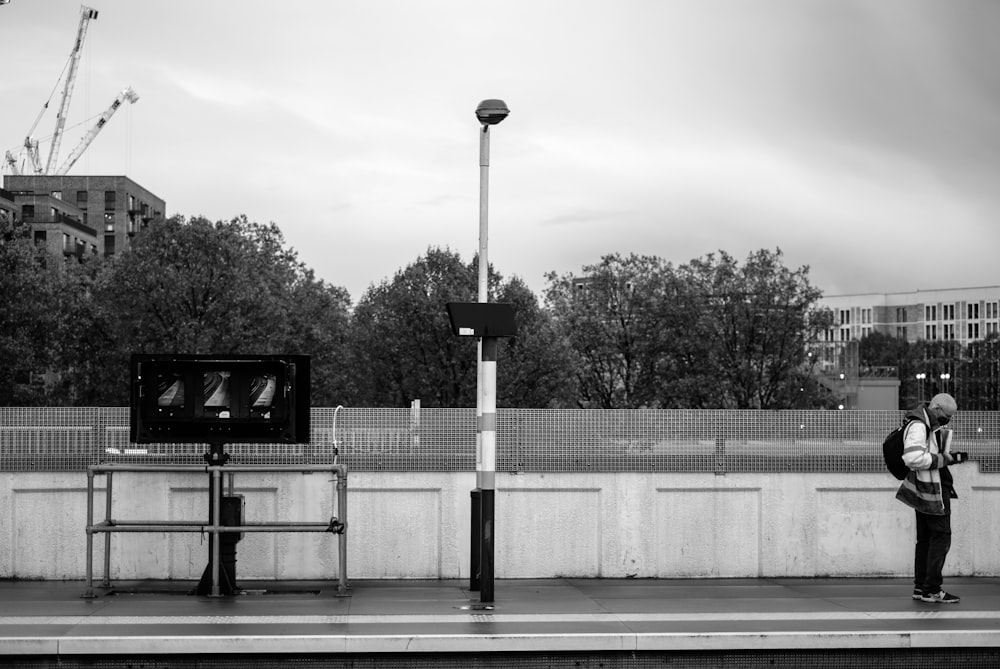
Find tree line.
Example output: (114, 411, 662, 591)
(3, 214, 997, 409)
(860, 333, 1000, 411)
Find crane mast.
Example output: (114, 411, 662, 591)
(57, 86, 139, 175)
(42, 5, 99, 174)
(4, 151, 21, 176)
(4, 5, 137, 178)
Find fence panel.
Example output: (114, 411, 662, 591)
(1, 407, 998, 473)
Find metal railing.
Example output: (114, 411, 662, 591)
(84, 462, 348, 597)
(2, 407, 1000, 474)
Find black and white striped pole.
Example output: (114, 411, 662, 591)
(470, 99, 509, 602)
(446, 302, 515, 604)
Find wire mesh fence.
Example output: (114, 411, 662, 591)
(1, 406, 999, 473)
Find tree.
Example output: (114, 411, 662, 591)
(350, 247, 578, 408)
(58, 215, 353, 405)
(544, 253, 669, 408)
(547, 249, 833, 409)
(859, 331, 911, 368)
(676, 249, 833, 409)
(496, 277, 578, 408)
(0, 219, 73, 405)
(962, 333, 1000, 410)
(349, 247, 479, 407)
(859, 331, 919, 406)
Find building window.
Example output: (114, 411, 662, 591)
(76, 190, 88, 205)
(51, 190, 62, 200)
(896, 307, 907, 322)
(988, 322, 999, 336)
(34, 230, 46, 245)
(943, 304, 955, 320)
(944, 323, 955, 340)
(968, 323, 980, 339)
(987, 302, 999, 319)
(926, 305, 937, 321)
(104, 234, 116, 256)
(21, 204, 34, 219)
(104, 191, 116, 207)
(897, 326, 907, 339)
(968, 303, 980, 319)
(840, 327, 851, 341)
(926, 324, 937, 340)
(840, 309, 850, 325)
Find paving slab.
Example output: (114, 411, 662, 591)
(0, 577, 999, 656)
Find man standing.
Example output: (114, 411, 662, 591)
(895, 392, 967, 603)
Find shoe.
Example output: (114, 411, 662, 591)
(912, 589, 923, 600)
(920, 590, 960, 604)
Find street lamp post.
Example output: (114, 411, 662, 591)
(838, 372, 846, 410)
(472, 99, 508, 604)
(916, 373, 926, 403)
(940, 372, 951, 394)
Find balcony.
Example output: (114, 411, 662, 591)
(63, 241, 87, 258)
(24, 213, 97, 238)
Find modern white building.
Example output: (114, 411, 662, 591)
(819, 286, 1000, 346)
(813, 286, 1000, 410)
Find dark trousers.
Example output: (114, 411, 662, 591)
(914, 488, 952, 594)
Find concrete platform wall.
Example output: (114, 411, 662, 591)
(2, 468, 999, 581)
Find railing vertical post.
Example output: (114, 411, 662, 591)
(84, 468, 95, 598)
(210, 467, 221, 597)
(103, 470, 113, 586)
(336, 466, 349, 596)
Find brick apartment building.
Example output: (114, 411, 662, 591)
(0, 187, 15, 228)
(1, 175, 165, 259)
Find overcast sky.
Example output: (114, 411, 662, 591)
(3, 0, 999, 302)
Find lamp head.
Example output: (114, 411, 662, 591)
(476, 99, 509, 126)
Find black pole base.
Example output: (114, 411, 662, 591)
(480, 488, 494, 603)
(470, 488, 481, 591)
(195, 541, 239, 596)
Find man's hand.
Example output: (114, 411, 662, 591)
(949, 451, 970, 464)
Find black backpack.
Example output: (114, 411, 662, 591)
(882, 417, 924, 480)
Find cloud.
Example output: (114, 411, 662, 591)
(5, 0, 1000, 303)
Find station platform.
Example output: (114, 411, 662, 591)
(1, 577, 1000, 667)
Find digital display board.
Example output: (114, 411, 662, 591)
(130, 354, 310, 444)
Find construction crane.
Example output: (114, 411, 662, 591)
(42, 5, 99, 174)
(57, 86, 139, 175)
(4, 5, 138, 177)
(4, 151, 21, 176)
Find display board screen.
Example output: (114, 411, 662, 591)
(130, 354, 310, 444)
